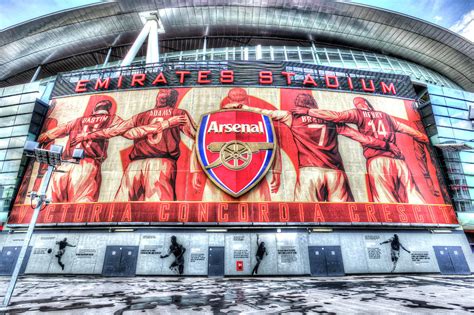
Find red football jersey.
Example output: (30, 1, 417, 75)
(65, 114, 117, 161)
(291, 115, 344, 170)
(348, 109, 397, 160)
(129, 107, 187, 161)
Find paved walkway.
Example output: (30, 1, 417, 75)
(0, 275, 473, 314)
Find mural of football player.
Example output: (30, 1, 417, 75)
(228, 93, 399, 202)
(75, 89, 196, 201)
(192, 88, 282, 201)
(38, 96, 125, 202)
(160, 235, 186, 275)
(294, 97, 427, 204)
(380, 234, 411, 272)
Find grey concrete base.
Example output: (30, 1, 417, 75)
(0, 229, 472, 276)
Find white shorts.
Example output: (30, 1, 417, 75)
(115, 158, 177, 201)
(50, 158, 101, 203)
(367, 156, 424, 204)
(294, 167, 353, 202)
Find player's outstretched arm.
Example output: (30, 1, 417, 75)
(70, 117, 135, 146)
(292, 108, 359, 124)
(38, 120, 75, 143)
(180, 111, 197, 139)
(226, 104, 292, 127)
(393, 120, 429, 143)
(337, 125, 402, 158)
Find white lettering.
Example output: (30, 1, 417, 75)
(207, 121, 264, 134)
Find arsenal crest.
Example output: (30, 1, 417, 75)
(196, 110, 276, 197)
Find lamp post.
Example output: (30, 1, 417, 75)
(2, 141, 84, 307)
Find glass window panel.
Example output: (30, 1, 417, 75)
(452, 129, 474, 141)
(451, 118, 472, 130)
(17, 103, 35, 114)
(446, 98, 467, 110)
(466, 175, 474, 187)
(300, 51, 313, 63)
(443, 87, 465, 99)
(429, 95, 447, 106)
(463, 91, 474, 102)
(431, 106, 448, 116)
(463, 163, 474, 175)
(273, 50, 285, 61)
(0, 105, 18, 117)
(0, 149, 6, 160)
(435, 116, 450, 127)
(317, 53, 328, 62)
(14, 114, 32, 125)
(447, 107, 468, 119)
(286, 50, 300, 62)
(1, 160, 20, 173)
(437, 126, 454, 138)
(0, 127, 13, 138)
(5, 148, 22, 160)
(12, 125, 29, 136)
(8, 136, 26, 148)
(428, 84, 444, 96)
(0, 116, 15, 127)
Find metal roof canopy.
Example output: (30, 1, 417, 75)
(0, 0, 472, 91)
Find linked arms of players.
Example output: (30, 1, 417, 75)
(70, 115, 187, 146)
(337, 124, 402, 158)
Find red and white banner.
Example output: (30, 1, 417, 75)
(9, 202, 457, 225)
(10, 86, 455, 226)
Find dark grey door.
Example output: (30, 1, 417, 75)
(308, 246, 345, 276)
(447, 246, 470, 274)
(324, 246, 345, 276)
(433, 246, 470, 275)
(0, 246, 32, 275)
(308, 246, 327, 276)
(102, 246, 139, 276)
(208, 247, 225, 277)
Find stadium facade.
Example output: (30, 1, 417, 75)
(0, 0, 472, 277)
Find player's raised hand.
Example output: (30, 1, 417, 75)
(291, 107, 309, 116)
(37, 133, 50, 144)
(387, 142, 403, 159)
(70, 134, 86, 146)
(270, 173, 281, 193)
(168, 115, 187, 127)
(192, 172, 202, 191)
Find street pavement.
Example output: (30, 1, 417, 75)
(0, 275, 473, 314)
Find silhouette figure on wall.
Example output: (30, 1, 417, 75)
(55, 238, 76, 270)
(160, 235, 186, 275)
(252, 235, 268, 275)
(380, 234, 411, 272)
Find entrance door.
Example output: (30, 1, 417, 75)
(102, 246, 139, 276)
(308, 246, 345, 276)
(0, 246, 32, 275)
(208, 247, 225, 277)
(433, 246, 470, 275)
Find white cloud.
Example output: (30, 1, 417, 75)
(450, 10, 474, 42)
(433, 16, 443, 22)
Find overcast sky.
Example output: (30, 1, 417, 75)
(0, 0, 472, 41)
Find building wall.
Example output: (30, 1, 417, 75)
(0, 82, 49, 225)
(1, 229, 472, 276)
